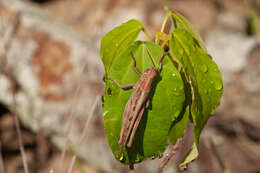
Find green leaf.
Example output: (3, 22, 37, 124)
(102, 41, 185, 165)
(172, 12, 207, 51)
(100, 19, 143, 72)
(169, 28, 223, 165)
(168, 106, 189, 145)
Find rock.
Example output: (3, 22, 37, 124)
(168, 0, 217, 35)
(218, 12, 247, 32)
(0, 0, 116, 171)
(206, 27, 256, 83)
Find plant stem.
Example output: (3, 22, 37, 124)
(157, 140, 181, 173)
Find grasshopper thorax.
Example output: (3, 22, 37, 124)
(138, 67, 158, 91)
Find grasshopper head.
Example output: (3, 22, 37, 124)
(143, 68, 158, 79)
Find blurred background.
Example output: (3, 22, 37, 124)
(0, 0, 259, 172)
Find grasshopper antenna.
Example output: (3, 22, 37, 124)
(145, 48, 156, 68)
(146, 47, 167, 72)
(158, 53, 166, 72)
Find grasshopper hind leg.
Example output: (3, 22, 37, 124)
(117, 99, 132, 158)
(127, 107, 145, 147)
(126, 99, 150, 147)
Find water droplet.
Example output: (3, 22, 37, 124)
(172, 73, 176, 77)
(214, 81, 223, 91)
(177, 47, 184, 56)
(174, 92, 181, 96)
(201, 65, 208, 73)
(102, 111, 109, 117)
(172, 105, 177, 112)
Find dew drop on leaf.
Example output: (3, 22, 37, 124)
(201, 64, 208, 73)
(214, 81, 223, 91)
(178, 47, 184, 56)
(102, 111, 109, 117)
(173, 88, 182, 96)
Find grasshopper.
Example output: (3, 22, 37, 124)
(105, 49, 166, 159)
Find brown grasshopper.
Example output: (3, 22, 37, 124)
(105, 49, 166, 159)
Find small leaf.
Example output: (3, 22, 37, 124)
(172, 12, 207, 51)
(103, 41, 185, 165)
(179, 143, 198, 167)
(100, 19, 143, 72)
(169, 28, 223, 165)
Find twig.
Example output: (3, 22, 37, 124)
(129, 167, 135, 173)
(13, 92, 30, 173)
(0, 12, 29, 173)
(67, 156, 76, 173)
(209, 138, 229, 173)
(58, 64, 86, 172)
(0, 142, 4, 173)
(67, 95, 100, 173)
(157, 140, 181, 173)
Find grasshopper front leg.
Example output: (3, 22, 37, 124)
(129, 51, 142, 77)
(105, 77, 135, 89)
(104, 51, 142, 89)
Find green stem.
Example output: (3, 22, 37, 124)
(142, 28, 151, 41)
